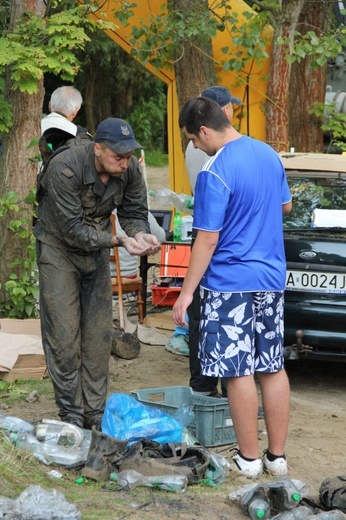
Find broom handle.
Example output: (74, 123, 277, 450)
(114, 245, 125, 330)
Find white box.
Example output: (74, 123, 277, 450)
(181, 216, 193, 241)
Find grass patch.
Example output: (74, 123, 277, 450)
(144, 150, 169, 167)
(0, 378, 54, 405)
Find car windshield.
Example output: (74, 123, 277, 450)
(283, 175, 346, 229)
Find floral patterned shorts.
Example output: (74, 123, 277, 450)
(199, 289, 285, 378)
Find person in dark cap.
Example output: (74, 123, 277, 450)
(34, 117, 161, 431)
(184, 86, 241, 398)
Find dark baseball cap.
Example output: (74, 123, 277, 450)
(94, 118, 143, 154)
(202, 86, 241, 107)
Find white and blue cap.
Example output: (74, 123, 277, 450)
(94, 118, 143, 154)
(202, 86, 241, 107)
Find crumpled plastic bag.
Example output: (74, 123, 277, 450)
(0, 485, 81, 519)
(101, 393, 183, 444)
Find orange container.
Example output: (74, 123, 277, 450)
(159, 244, 191, 277)
(150, 285, 182, 307)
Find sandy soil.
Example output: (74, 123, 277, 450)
(1, 166, 345, 519)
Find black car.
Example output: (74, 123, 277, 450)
(281, 152, 346, 362)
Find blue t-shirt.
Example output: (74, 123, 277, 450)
(193, 136, 291, 292)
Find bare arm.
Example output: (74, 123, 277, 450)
(283, 200, 292, 215)
(172, 230, 219, 327)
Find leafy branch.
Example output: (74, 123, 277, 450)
(0, 2, 115, 132)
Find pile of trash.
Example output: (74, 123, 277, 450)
(0, 413, 91, 467)
(1, 401, 346, 519)
(229, 477, 346, 519)
(0, 400, 231, 493)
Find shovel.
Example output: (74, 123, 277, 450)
(111, 242, 141, 360)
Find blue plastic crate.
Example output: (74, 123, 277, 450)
(130, 385, 237, 447)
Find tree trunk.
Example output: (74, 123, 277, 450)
(289, 1, 331, 152)
(0, 0, 45, 298)
(266, 0, 305, 152)
(169, 0, 217, 150)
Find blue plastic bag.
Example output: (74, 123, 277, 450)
(101, 393, 183, 444)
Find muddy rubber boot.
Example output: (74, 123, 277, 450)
(111, 328, 141, 360)
(81, 427, 128, 481)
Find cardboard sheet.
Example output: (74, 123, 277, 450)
(0, 319, 46, 381)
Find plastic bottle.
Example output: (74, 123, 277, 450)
(314, 512, 346, 519)
(272, 505, 315, 519)
(36, 420, 84, 447)
(267, 478, 302, 511)
(173, 210, 183, 242)
(0, 413, 35, 435)
(172, 404, 194, 427)
(241, 489, 271, 519)
(11, 430, 91, 467)
(248, 498, 271, 519)
(110, 469, 188, 493)
(241, 478, 302, 518)
(149, 188, 194, 213)
(11, 431, 46, 463)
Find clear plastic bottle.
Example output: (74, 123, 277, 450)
(314, 512, 346, 519)
(173, 210, 183, 242)
(241, 478, 302, 517)
(149, 188, 194, 213)
(172, 403, 194, 427)
(241, 490, 271, 519)
(0, 413, 35, 435)
(11, 431, 46, 462)
(248, 498, 271, 519)
(11, 430, 90, 467)
(36, 420, 84, 447)
(110, 469, 187, 493)
(272, 505, 315, 519)
(267, 478, 302, 511)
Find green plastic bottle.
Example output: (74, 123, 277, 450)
(173, 210, 182, 242)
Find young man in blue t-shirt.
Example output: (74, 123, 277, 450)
(173, 97, 292, 479)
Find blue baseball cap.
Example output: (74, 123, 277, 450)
(202, 86, 241, 107)
(94, 118, 143, 154)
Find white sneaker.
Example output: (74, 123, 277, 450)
(233, 451, 263, 478)
(263, 453, 288, 476)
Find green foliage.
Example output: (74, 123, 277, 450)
(127, 95, 166, 151)
(218, 7, 271, 73)
(285, 26, 346, 68)
(0, 189, 39, 319)
(309, 102, 346, 152)
(123, 3, 220, 69)
(0, 2, 114, 132)
(113, 1, 271, 76)
(144, 150, 168, 168)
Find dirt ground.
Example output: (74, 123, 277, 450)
(2, 166, 346, 519)
(3, 329, 346, 519)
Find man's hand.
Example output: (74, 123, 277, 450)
(120, 236, 147, 255)
(134, 232, 162, 255)
(172, 291, 193, 327)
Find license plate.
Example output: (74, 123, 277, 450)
(286, 270, 346, 294)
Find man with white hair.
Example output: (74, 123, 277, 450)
(41, 85, 84, 137)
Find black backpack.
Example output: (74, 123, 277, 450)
(36, 128, 93, 204)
